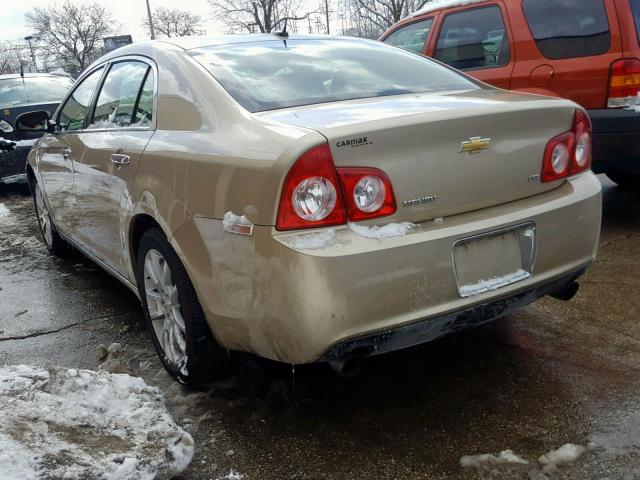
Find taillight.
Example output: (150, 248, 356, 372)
(276, 144, 347, 231)
(570, 109, 592, 174)
(337, 168, 397, 222)
(276, 145, 397, 231)
(607, 58, 640, 108)
(541, 109, 592, 183)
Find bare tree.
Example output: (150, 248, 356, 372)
(0, 42, 27, 75)
(26, 0, 118, 72)
(347, 0, 429, 37)
(143, 7, 204, 38)
(208, 0, 316, 34)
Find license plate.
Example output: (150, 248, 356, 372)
(453, 224, 536, 298)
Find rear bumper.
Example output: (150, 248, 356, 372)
(177, 172, 602, 365)
(321, 266, 586, 361)
(588, 109, 640, 174)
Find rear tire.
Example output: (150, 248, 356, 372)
(136, 227, 232, 384)
(606, 171, 640, 189)
(31, 179, 67, 256)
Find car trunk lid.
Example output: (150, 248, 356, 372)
(258, 89, 577, 224)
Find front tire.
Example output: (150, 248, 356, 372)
(32, 180, 67, 255)
(136, 228, 231, 384)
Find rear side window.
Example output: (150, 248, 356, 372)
(384, 19, 433, 54)
(523, 0, 610, 59)
(58, 67, 104, 132)
(631, 0, 640, 42)
(90, 61, 152, 129)
(434, 6, 510, 71)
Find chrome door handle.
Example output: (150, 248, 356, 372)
(62, 148, 72, 159)
(111, 153, 130, 166)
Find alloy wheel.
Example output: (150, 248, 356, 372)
(34, 183, 53, 247)
(143, 249, 187, 366)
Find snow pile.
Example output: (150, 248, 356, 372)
(218, 471, 244, 480)
(460, 450, 529, 467)
(0, 203, 10, 218)
(539, 443, 592, 472)
(287, 229, 336, 250)
(459, 269, 530, 298)
(626, 94, 640, 113)
(12, 139, 37, 148)
(461, 443, 592, 475)
(411, 0, 487, 17)
(0, 365, 194, 480)
(349, 221, 416, 239)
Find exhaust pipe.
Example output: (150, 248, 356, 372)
(549, 281, 580, 301)
(329, 354, 368, 378)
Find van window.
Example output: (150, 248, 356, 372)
(434, 6, 510, 71)
(384, 19, 433, 54)
(523, 0, 610, 60)
(631, 0, 640, 42)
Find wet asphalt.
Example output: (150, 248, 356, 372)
(0, 176, 639, 480)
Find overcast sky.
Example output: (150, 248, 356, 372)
(0, 0, 225, 43)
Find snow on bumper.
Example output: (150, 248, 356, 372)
(179, 172, 601, 364)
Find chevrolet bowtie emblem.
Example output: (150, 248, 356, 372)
(459, 136, 492, 154)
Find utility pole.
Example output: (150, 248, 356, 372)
(24, 36, 37, 72)
(324, 0, 330, 34)
(145, 0, 156, 40)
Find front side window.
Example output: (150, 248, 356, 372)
(523, 0, 610, 60)
(0, 80, 27, 108)
(434, 6, 510, 71)
(23, 77, 74, 104)
(190, 39, 479, 112)
(90, 61, 152, 129)
(384, 19, 433, 54)
(58, 67, 105, 132)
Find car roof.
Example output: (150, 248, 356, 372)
(158, 33, 368, 50)
(410, 0, 489, 17)
(0, 73, 71, 81)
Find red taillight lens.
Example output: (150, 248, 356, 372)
(336, 167, 397, 221)
(570, 109, 592, 174)
(276, 145, 397, 230)
(608, 58, 640, 108)
(276, 144, 347, 231)
(541, 109, 592, 183)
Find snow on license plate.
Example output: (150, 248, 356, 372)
(453, 225, 535, 298)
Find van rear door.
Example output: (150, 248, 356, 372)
(510, 0, 622, 110)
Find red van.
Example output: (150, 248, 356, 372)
(380, 0, 640, 187)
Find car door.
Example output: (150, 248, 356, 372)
(73, 59, 156, 276)
(429, 3, 514, 89)
(510, 0, 621, 109)
(38, 67, 105, 236)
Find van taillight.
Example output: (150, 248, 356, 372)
(607, 58, 640, 108)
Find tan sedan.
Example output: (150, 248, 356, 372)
(18, 34, 601, 382)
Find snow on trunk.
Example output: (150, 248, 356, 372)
(0, 365, 194, 480)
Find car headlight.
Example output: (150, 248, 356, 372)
(0, 119, 14, 133)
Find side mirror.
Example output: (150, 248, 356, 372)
(15, 110, 55, 134)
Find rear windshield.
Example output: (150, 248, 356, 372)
(190, 39, 479, 112)
(631, 0, 640, 42)
(0, 76, 74, 109)
(523, 0, 610, 60)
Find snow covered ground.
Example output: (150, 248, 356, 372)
(0, 365, 194, 480)
(0, 202, 10, 218)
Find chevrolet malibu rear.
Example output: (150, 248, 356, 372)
(27, 35, 602, 383)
